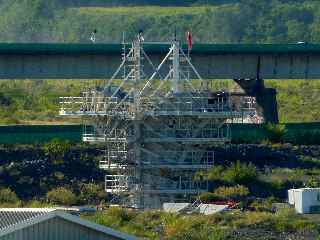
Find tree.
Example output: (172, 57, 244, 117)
(46, 187, 77, 205)
(0, 188, 19, 204)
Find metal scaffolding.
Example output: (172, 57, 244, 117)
(59, 35, 256, 209)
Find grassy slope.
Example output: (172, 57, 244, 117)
(0, 79, 318, 125)
(266, 80, 320, 123)
(74, 6, 213, 16)
(82, 207, 318, 239)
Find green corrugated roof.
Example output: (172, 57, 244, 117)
(0, 43, 319, 54)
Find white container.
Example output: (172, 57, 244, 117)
(288, 189, 295, 205)
(163, 203, 190, 213)
(288, 188, 320, 214)
(199, 204, 228, 215)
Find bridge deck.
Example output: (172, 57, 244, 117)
(0, 43, 320, 79)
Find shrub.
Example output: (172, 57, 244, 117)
(133, 211, 166, 238)
(200, 192, 221, 202)
(25, 200, 54, 208)
(305, 176, 320, 188)
(162, 214, 228, 240)
(272, 208, 316, 232)
(207, 165, 225, 181)
(79, 183, 106, 205)
(232, 211, 273, 229)
(264, 123, 286, 143)
(250, 197, 276, 212)
(200, 185, 250, 202)
(0, 188, 19, 204)
(223, 160, 258, 185)
(95, 207, 136, 229)
(46, 187, 77, 205)
(213, 185, 249, 200)
(44, 139, 71, 164)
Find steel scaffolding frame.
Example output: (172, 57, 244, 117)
(59, 36, 255, 209)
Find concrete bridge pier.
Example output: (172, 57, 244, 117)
(234, 78, 279, 123)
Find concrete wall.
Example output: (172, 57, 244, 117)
(0, 217, 120, 240)
(0, 53, 319, 79)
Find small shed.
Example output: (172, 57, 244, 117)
(0, 208, 137, 240)
(288, 188, 320, 214)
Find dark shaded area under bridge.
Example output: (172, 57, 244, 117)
(1, 43, 320, 123)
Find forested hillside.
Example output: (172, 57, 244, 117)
(0, 0, 319, 43)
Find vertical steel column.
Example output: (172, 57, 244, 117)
(172, 41, 180, 94)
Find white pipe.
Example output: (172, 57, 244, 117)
(139, 48, 173, 96)
(110, 69, 134, 98)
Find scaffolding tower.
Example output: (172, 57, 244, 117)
(59, 35, 255, 209)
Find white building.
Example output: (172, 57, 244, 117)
(288, 188, 320, 214)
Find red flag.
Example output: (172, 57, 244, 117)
(187, 31, 192, 51)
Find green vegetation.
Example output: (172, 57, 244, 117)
(200, 185, 249, 201)
(0, 1, 319, 239)
(2, 140, 320, 204)
(223, 161, 258, 185)
(207, 161, 258, 185)
(265, 80, 320, 123)
(214, 185, 249, 200)
(264, 123, 287, 143)
(78, 183, 106, 205)
(81, 207, 318, 239)
(53, 0, 238, 7)
(46, 187, 77, 205)
(0, 140, 319, 239)
(0, 188, 21, 206)
(0, 139, 106, 203)
(0, 0, 320, 43)
(75, 6, 211, 16)
(0, 80, 88, 124)
(0, 79, 317, 125)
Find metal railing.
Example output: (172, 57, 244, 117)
(143, 176, 206, 193)
(83, 128, 131, 143)
(100, 150, 134, 170)
(144, 127, 231, 140)
(59, 94, 248, 118)
(142, 151, 214, 168)
(59, 96, 134, 118)
(105, 175, 132, 193)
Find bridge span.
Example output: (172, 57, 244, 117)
(0, 43, 319, 79)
